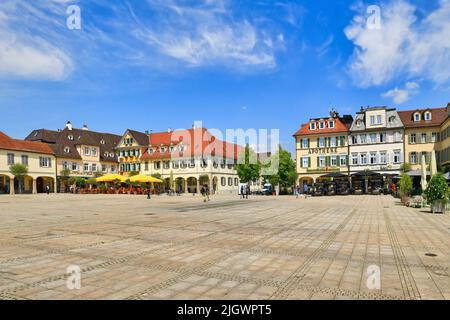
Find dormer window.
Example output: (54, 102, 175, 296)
(100, 139, 105, 145)
(68, 135, 74, 141)
(319, 122, 325, 130)
(389, 116, 396, 123)
(356, 120, 362, 127)
(424, 111, 432, 121)
(329, 121, 335, 129)
(169, 146, 175, 153)
(310, 122, 316, 131)
(64, 147, 70, 154)
(160, 147, 166, 153)
(149, 148, 154, 154)
(414, 112, 421, 122)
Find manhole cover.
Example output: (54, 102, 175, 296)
(425, 253, 438, 257)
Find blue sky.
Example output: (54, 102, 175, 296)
(0, 0, 449, 154)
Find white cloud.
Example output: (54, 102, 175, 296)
(382, 81, 420, 104)
(0, 1, 73, 81)
(345, 0, 450, 87)
(132, 0, 278, 69)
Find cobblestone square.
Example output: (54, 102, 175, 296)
(0, 194, 449, 300)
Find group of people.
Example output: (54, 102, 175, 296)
(294, 184, 309, 198)
(240, 185, 251, 199)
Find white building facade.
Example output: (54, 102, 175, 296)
(349, 107, 405, 177)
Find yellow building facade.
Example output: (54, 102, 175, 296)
(293, 111, 353, 186)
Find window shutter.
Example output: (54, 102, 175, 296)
(326, 156, 331, 166)
(308, 157, 311, 168)
(307, 139, 310, 148)
(300, 158, 304, 168)
(336, 156, 340, 167)
(317, 157, 319, 167)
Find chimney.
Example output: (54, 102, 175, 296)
(82, 124, 89, 131)
(66, 121, 73, 131)
(148, 129, 152, 146)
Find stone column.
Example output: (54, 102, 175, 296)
(184, 179, 188, 194)
(196, 178, 201, 194)
(32, 179, 37, 194)
(54, 179, 58, 193)
(9, 178, 14, 195)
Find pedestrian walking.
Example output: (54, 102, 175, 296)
(246, 185, 250, 199)
(46, 185, 50, 195)
(147, 188, 151, 200)
(240, 185, 245, 199)
(201, 185, 208, 202)
(303, 183, 309, 197)
(205, 185, 210, 202)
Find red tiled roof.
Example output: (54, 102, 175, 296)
(0, 131, 54, 155)
(293, 116, 352, 137)
(142, 128, 245, 160)
(398, 107, 448, 128)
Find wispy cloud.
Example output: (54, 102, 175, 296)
(130, 0, 279, 69)
(382, 81, 420, 104)
(345, 0, 450, 87)
(0, 0, 73, 81)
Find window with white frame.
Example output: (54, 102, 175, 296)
(360, 153, 367, 165)
(410, 152, 417, 164)
(91, 164, 97, 172)
(329, 121, 335, 129)
(84, 147, 90, 156)
(102, 164, 107, 172)
(319, 122, 325, 130)
(432, 132, 437, 143)
(379, 152, 387, 164)
(352, 136, 358, 145)
(39, 157, 51, 168)
(393, 150, 401, 164)
(84, 163, 89, 172)
(319, 138, 325, 148)
(330, 137, 337, 147)
(302, 157, 309, 168)
(370, 115, 375, 125)
(310, 122, 316, 130)
(370, 133, 376, 144)
(331, 156, 337, 167)
(319, 156, 326, 168)
(424, 112, 431, 121)
(377, 115, 382, 125)
(111, 166, 116, 173)
(360, 134, 367, 144)
(370, 152, 377, 165)
(340, 155, 347, 166)
(71, 163, 78, 171)
(92, 148, 97, 156)
(414, 113, 421, 122)
(352, 154, 358, 165)
(301, 138, 309, 149)
(421, 133, 427, 143)
(410, 133, 416, 144)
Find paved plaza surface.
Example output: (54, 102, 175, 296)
(0, 194, 449, 300)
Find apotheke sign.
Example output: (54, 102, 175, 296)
(308, 147, 338, 155)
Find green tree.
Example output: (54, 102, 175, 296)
(199, 175, 210, 185)
(236, 144, 261, 183)
(399, 173, 413, 197)
(425, 173, 449, 205)
(262, 146, 297, 193)
(75, 177, 86, 188)
(59, 168, 71, 193)
(86, 178, 98, 188)
(9, 164, 28, 194)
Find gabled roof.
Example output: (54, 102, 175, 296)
(126, 129, 149, 146)
(26, 128, 121, 162)
(350, 107, 403, 132)
(0, 131, 54, 155)
(293, 115, 353, 137)
(141, 128, 245, 160)
(398, 107, 448, 128)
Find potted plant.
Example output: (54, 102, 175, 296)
(398, 173, 413, 205)
(425, 173, 449, 214)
